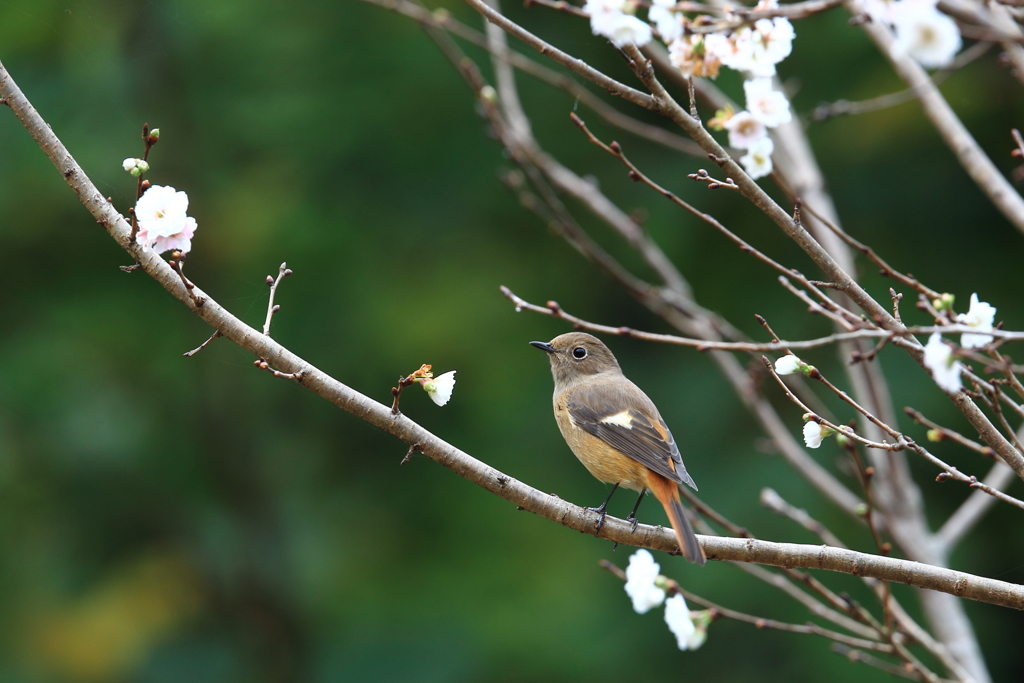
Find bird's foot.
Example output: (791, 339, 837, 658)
(625, 513, 640, 533)
(588, 506, 609, 533)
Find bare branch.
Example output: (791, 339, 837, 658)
(263, 262, 292, 336)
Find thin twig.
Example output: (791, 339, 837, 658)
(183, 330, 222, 357)
(810, 40, 993, 122)
(263, 262, 292, 336)
(168, 252, 204, 308)
(904, 407, 997, 460)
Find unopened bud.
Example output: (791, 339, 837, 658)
(926, 429, 943, 442)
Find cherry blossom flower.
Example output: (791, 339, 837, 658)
(585, 0, 652, 47)
(421, 370, 457, 406)
(739, 135, 774, 179)
(664, 594, 705, 650)
(923, 333, 962, 393)
(712, 31, 756, 73)
(669, 34, 723, 78)
(803, 420, 825, 449)
(956, 293, 996, 349)
(891, 0, 961, 69)
(624, 549, 666, 614)
(649, 0, 683, 43)
(744, 78, 792, 127)
(723, 111, 767, 149)
(135, 185, 198, 254)
(774, 354, 802, 375)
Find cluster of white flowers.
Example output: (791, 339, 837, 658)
(583, 0, 795, 180)
(623, 550, 708, 650)
(921, 294, 996, 393)
(134, 184, 198, 254)
(724, 76, 792, 179)
(864, 0, 961, 68)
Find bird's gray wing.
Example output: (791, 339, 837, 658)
(567, 382, 697, 491)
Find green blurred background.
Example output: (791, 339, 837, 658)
(1, 0, 1023, 681)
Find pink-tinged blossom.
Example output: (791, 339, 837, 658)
(891, 0, 961, 68)
(923, 333, 963, 393)
(134, 185, 198, 254)
(957, 293, 996, 349)
(744, 78, 792, 127)
(724, 111, 767, 149)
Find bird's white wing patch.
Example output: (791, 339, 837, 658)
(599, 410, 634, 429)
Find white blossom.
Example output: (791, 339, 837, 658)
(135, 184, 198, 254)
(664, 594, 704, 650)
(712, 31, 756, 73)
(803, 421, 824, 449)
(739, 135, 774, 180)
(715, 17, 794, 77)
(649, 0, 683, 43)
(744, 78, 792, 128)
(774, 354, 802, 375)
(891, 0, 961, 69)
(624, 549, 665, 614)
(585, 0, 652, 47)
(956, 293, 996, 349)
(724, 111, 767, 149)
(669, 34, 723, 78)
(422, 370, 457, 406)
(923, 333, 962, 393)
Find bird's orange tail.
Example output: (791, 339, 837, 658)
(649, 475, 705, 566)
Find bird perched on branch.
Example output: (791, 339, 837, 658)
(531, 332, 705, 565)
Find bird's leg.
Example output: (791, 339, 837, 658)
(625, 489, 646, 532)
(587, 483, 620, 533)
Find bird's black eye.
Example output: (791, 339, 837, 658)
(572, 346, 587, 360)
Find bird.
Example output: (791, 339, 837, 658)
(531, 332, 705, 565)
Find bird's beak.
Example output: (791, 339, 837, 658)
(530, 341, 555, 354)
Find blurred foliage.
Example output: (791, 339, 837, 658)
(1, 0, 1023, 681)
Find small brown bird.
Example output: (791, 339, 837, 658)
(532, 332, 705, 565)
